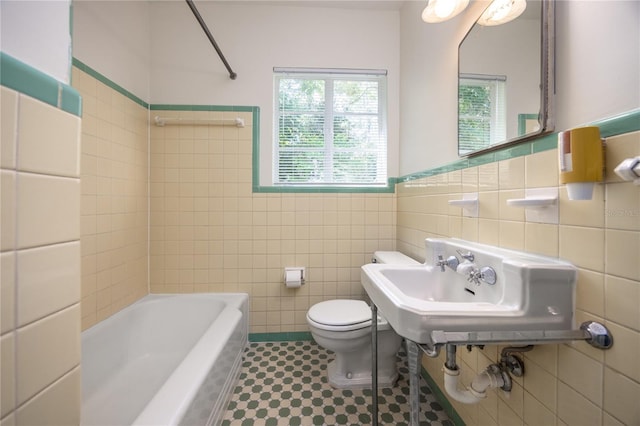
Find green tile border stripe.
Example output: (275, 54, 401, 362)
(421, 367, 466, 426)
(72, 57, 149, 108)
(398, 108, 640, 184)
(253, 180, 396, 194)
(249, 332, 313, 342)
(150, 104, 255, 112)
(1, 52, 82, 116)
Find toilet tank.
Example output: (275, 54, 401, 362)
(372, 251, 419, 265)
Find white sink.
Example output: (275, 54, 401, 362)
(361, 238, 577, 344)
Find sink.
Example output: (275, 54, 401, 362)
(361, 238, 577, 344)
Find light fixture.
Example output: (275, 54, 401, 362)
(478, 0, 527, 26)
(422, 0, 470, 23)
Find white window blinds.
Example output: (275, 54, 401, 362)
(273, 68, 388, 186)
(458, 74, 507, 155)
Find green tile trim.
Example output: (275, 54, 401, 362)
(494, 142, 532, 161)
(518, 113, 539, 136)
(595, 108, 640, 138)
(421, 367, 466, 426)
(150, 104, 255, 112)
(531, 133, 558, 153)
(1, 52, 58, 105)
(60, 84, 82, 116)
(249, 332, 313, 342)
(253, 180, 396, 194)
(398, 108, 640, 184)
(468, 152, 496, 167)
(72, 57, 149, 108)
(396, 159, 469, 183)
(0, 52, 82, 116)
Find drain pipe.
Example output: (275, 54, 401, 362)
(443, 344, 509, 404)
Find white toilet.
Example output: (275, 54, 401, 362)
(306, 251, 419, 389)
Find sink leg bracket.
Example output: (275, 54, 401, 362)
(427, 321, 614, 349)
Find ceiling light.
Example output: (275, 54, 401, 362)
(478, 0, 527, 26)
(422, 0, 470, 23)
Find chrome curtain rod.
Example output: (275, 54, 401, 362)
(185, 0, 237, 80)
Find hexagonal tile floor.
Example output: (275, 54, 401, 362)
(221, 340, 452, 425)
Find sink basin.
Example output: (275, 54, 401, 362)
(361, 238, 577, 344)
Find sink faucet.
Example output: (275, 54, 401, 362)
(467, 266, 497, 286)
(436, 254, 460, 272)
(456, 250, 475, 262)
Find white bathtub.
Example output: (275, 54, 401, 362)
(81, 293, 248, 426)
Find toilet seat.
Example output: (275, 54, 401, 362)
(307, 300, 388, 332)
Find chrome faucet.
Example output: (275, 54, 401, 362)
(467, 266, 497, 286)
(456, 250, 475, 262)
(436, 254, 460, 272)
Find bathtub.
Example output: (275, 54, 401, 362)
(81, 293, 248, 426)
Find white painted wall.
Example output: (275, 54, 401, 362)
(0, 0, 72, 84)
(399, 0, 640, 176)
(148, 1, 401, 185)
(398, 0, 486, 176)
(72, 1, 151, 101)
(555, 0, 640, 127)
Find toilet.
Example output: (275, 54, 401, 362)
(306, 251, 419, 389)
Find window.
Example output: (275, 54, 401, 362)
(458, 74, 506, 155)
(273, 68, 387, 187)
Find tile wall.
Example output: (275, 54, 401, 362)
(396, 131, 640, 425)
(72, 67, 149, 331)
(149, 110, 396, 333)
(1, 86, 82, 424)
(66, 61, 639, 424)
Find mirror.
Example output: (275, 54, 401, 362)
(458, 0, 554, 156)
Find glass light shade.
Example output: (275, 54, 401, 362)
(478, 0, 527, 26)
(422, 0, 470, 23)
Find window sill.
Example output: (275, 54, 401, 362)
(252, 179, 396, 194)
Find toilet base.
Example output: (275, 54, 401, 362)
(327, 359, 399, 389)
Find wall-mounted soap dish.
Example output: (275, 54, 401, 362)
(448, 193, 478, 218)
(506, 197, 557, 208)
(506, 187, 558, 224)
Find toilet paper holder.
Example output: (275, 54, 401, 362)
(284, 267, 306, 287)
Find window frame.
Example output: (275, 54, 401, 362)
(272, 68, 388, 189)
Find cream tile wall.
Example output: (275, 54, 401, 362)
(72, 67, 149, 330)
(397, 131, 640, 426)
(149, 111, 396, 333)
(0, 86, 82, 425)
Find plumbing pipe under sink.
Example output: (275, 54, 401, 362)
(442, 344, 510, 405)
(443, 365, 506, 404)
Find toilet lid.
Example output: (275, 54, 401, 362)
(307, 300, 372, 327)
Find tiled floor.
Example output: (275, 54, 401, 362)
(222, 340, 453, 425)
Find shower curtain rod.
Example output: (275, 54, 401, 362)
(185, 0, 237, 80)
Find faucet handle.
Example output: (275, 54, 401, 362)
(456, 250, 475, 262)
(480, 266, 497, 285)
(437, 254, 460, 272)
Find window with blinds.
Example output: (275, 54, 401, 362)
(273, 68, 387, 186)
(458, 74, 506, 155)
